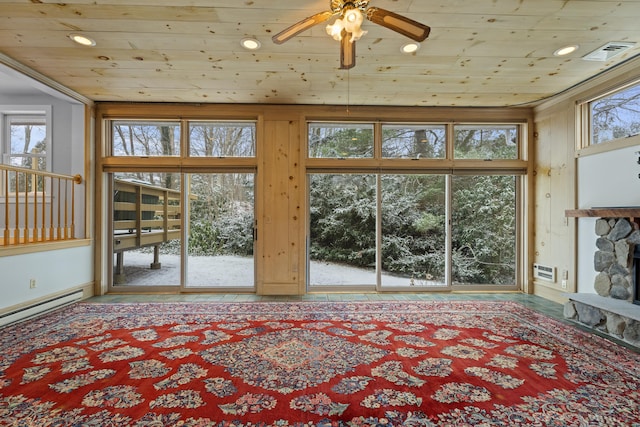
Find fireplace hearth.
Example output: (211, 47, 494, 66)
(563, 215, 640, 347)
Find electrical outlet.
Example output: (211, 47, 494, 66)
(561, 279, 567, 289)
(29, 279, 37, 289)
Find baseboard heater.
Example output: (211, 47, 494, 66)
(0, 290, 83, 328)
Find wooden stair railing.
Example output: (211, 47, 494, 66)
(0, 164, 83, 246)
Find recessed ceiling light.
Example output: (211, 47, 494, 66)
(401, 42, 420, 54)
(241, 38, 261, 50)
(68, 33, 96, 47)
(553, 45, 578, 56)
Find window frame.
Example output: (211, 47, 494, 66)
(0, 105, 52, 171)
(578, 78, 640, 153)
(305, 119, 526, 291)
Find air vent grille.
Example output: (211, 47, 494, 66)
(533, 263, 556, 282)
(582, 42, 636, 61)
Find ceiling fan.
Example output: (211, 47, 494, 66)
(272, 0, 430, 69)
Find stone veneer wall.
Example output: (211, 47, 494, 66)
(564, 218, 640, 346)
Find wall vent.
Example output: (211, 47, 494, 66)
(582, 42, 636, 61)
(0, 290, 83, 328)
(533, 263, 556, 282)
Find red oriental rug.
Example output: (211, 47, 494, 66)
(1, 300, 639, 426)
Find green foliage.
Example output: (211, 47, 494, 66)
(414, 213, 441, 234)
(309, 125, 374, 158)
(451, 175, 516, 284)
(309, 174, 376, 267)
(187, 174, 255, 257)
(188, 221, 221, 256)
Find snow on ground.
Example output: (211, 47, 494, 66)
(116, 250, 441, 288)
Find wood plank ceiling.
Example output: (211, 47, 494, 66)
(1, 0, 640, 107)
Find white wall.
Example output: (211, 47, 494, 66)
(576, 140, 640, 293)
(0, 68, 93, 313)
(0, 246, 92, 308)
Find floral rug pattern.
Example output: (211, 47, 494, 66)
(0, 300, 639, 426)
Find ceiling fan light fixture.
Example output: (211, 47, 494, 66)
(553, 45, 578, 56)
(342, 7, 367, 41)
(241, 38, 261, 50)
(68, 33, 96, 47)
(401, 42, 420, 53)
(326, 19, 345, 40)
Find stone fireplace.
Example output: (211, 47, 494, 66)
(563, 212, 640, 347)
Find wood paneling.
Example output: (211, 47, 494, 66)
(2, 1, 640, 107)
(259, 119, 303, 295)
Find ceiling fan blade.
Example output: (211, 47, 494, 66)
(340, 30, 356, 69)
(272, 10, 336, 44)
(366, 7, 430, 42)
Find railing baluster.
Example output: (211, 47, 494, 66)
(64, 179, 69, 239)
(14, 171, 20, 244)
(33, 172, 38, 242)
(24, 170, 29, 243)
(3, 169, 8, 245)
(56, 178, 61, 240)
(0, 165, 82, 247)
(42, 174, 46, 240)
(71, 176, 76, 239)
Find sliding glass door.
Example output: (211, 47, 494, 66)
(112, 172, 183, 288)
(185, 173, 255, 289)
(380, 174, 447, 288)
(451, 175, 517, 286)
(308, 174, 376, 289)
(307, 173, 517, 291)
(110, 172, 255, 290)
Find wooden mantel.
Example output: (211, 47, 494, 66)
(565, 207, 640, 218)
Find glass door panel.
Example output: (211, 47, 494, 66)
(451, 175, 517, 286)
(112, 172, 182, 288)
(380, 174, 447, 288)
(308, 174, 376, 288)
(185, 173, 255, 289)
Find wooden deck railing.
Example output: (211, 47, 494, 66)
(113, 178, 182, 251)
(0, 165, 83, 246)
(112, 179, 182, 283)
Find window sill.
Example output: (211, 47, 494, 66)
(577, 133, 640, 157)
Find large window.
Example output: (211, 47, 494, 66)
(451, 175, 517, 285)
(2, 110, 49, 170)
(454, 125, 518, 159)
(382, 125, 445, 159)
(111, 121, 180, 156)
(309, 123, 374, 158)
(189, 122, 255, 157)
(380, 174, 446, 287)
(307, 121, 524, 290)
(106, 119, 257, 290)
(308, 174, 377, 286)
(587, 80, 640, 146)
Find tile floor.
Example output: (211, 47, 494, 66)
(88, 292, 639, 352)
(90, 292, 563, 316)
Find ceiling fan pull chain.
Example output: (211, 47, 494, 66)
(347, 68, 351, 115)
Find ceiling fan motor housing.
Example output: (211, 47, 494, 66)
(331, 0, 370, 13)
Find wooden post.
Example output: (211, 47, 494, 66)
(151, 245, 161, 269)
(114, 251, 126, 284)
